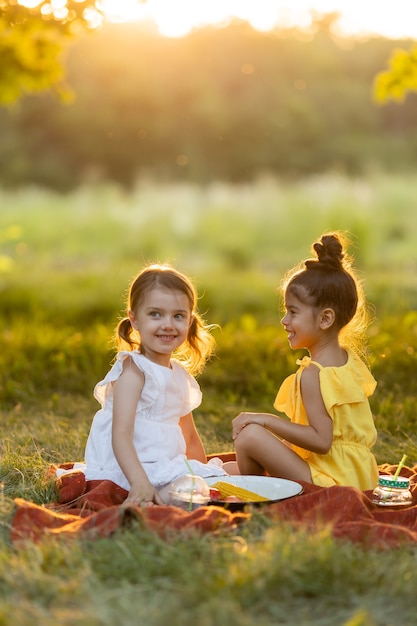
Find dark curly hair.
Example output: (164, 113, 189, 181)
(282, 232, 371, 356)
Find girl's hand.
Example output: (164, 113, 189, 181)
(232, 412, 261, 440)
(125, 483, 164, 507)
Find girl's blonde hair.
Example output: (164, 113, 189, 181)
(116, 264, 216, 375)
(281, 232, 371, 360)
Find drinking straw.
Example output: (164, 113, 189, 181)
(393, 454, 407, 480)
(184, 459, 196, 511)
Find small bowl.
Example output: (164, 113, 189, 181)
(168, 474, 210, 511)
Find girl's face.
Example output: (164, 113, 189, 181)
(129, 287, 192, 366)
(281, 291, 321, 351)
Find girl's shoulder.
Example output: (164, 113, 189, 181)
(121, 352, 197, 385)
(345, 350, 377, 392)
(98, 351, 163, 388)
(298, 349, 367, 372)
(115, 350, 147, 366)
(94, 351, 168, 405)
(297, 349, 375, 391)
(318, 349, 376, 399)
(170, 358, 199, 385)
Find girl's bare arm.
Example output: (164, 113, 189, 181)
(232, 366, 333, 454)
(180, 412, 207, 463)
(112, 358, 164, 504)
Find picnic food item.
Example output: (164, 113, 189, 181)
(209, 487, 221, 500)
(168, 474, 210, 511)
(209, 481, 269, 502)
(372, 475, 413, 508)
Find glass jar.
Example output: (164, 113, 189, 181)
(168, 474, 210, 511)
(372, 475, 413, 508)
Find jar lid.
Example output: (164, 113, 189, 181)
(378, 474, 410, 488)
(168, 474, 210, 499)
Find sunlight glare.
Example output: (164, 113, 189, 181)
(17, 0, 41, 7)
(20, 0, 417, 40)
(334, 3, 417, 39)
(97, 0, 149, 23)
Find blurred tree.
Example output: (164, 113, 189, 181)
(2, 18, 417, 189)
(4, 2, 414, 109)
(374, 46, 417, 103)
(0, 0, 105, 103)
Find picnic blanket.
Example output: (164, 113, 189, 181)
(10, 455, 417, 550)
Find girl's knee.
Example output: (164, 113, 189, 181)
(235, 423, 265, 450)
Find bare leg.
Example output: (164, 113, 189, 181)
(222, 460, 240, 475)
(235, 423, 313, 483)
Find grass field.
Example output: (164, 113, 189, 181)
(1, 173, 417, 625)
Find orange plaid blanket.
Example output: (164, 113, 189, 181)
(10, 456, 417, 550)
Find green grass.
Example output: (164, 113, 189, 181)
(1, 173, 417, 625)
(1, 514, 417, 625)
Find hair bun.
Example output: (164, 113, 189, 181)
(305, 234, 344, 271)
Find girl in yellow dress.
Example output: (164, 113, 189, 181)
(232, 232, 379, 490)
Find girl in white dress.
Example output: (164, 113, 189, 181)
(84, 264, 227, 505)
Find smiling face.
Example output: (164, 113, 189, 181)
(281, 290, 322, 352)
(128, 287, 192, 366)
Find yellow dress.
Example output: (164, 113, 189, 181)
(274, 349, 379, 490)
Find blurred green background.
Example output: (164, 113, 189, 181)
(1, 15, 417, 190)
(1, 8, 417, 463)
(1, 9, 417, 625)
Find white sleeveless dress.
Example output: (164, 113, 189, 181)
(84, 351, 226, 491)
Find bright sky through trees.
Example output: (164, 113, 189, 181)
(98, 0, 417, 39)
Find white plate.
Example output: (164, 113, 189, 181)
(206, 475, 303, 504)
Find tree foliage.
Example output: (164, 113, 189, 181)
(0, 0, 102, 103)
(3, 2, 417, 108)
(374, 46, 417, 103)
(1, 16, 417, 188)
